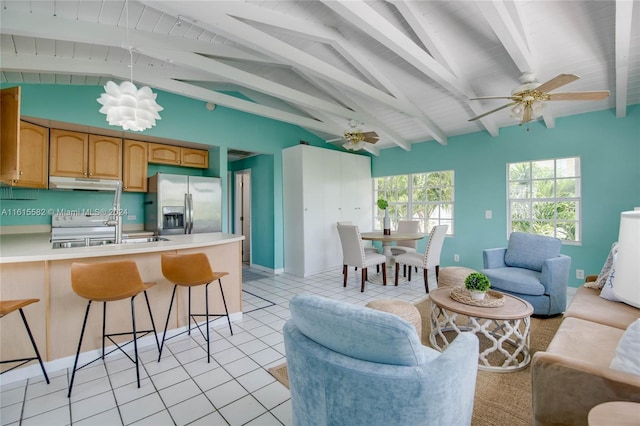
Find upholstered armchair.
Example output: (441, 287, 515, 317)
(283, 294, 479, 426)
(481, 232, 571, 316)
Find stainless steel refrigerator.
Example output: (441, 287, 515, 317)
(145, 173, 222, 235)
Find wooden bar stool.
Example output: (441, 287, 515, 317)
(158, 253, 233, 363)
(0, 299, 49, 384)
(68, 260, 159, 397)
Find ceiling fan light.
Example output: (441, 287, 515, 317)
(97, 80, 164, 132)
(532, 100, 546, 116)
(510, 104, 524, 119)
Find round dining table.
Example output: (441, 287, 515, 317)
(360, 231, 426, 284)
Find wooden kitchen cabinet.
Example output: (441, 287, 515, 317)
(0, 87, 49, 188)
(148, 142, 208, 168)
(123, 139, 148, 192)
(50, 130, 122, 179)
(15, 121, 49, 188)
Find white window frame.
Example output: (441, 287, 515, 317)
(507, 156, 582, 244)
(373, 171, 455, 235)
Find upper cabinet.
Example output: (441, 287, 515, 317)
(148, 143, 208, 168)
(16, 121, 49, 188)
(123, 139, 148, 192)
(50, 130, 122, 180)
(0, 87, 49, 188)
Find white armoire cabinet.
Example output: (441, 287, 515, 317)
(283, 145, 372, 277)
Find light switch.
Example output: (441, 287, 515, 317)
(485, 210, 492, 219)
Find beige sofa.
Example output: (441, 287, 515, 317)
(532, 278, 640, 425)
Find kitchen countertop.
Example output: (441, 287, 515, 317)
(0, 232, 245, 264)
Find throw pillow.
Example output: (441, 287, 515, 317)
(586, 242, 618, 289)
(610, 319, 640, 375)
(600, 253, 621, 302)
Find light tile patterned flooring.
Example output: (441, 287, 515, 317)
(0, 266, 577, 426)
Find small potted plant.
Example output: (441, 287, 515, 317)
(377, 199, 390, 235)
(464, 272, 491, 300)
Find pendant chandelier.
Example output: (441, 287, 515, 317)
(96, 0, 162, 132)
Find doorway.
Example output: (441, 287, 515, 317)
(234, 170, 251, 264)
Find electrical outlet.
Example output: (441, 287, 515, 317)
(576, 269, 584, 279)
(485, 210, 492, 219)
(127, 215, 136, 221)
(454, 254, 460, 262)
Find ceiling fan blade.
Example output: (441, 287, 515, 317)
(361, 131, 379, 138)
(535, 74, 580, 94)
(470, 96, 519, 101)
(548, 91, 610, 101)
(363, 137, 379, 144)
(326, 137, 344, 143)
(520, 104, 533, 125)
(468, 102, 517, 122)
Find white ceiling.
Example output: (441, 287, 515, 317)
(1, 1, 638, 156)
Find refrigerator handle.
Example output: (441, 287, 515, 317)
(188, 193, 194, 234)
(184, 193, 190, 234)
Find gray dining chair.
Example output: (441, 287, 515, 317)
(337, 224, 387, 292)
(394, 225, 448, 293)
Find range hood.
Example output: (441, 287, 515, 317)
(49, 176, 120, 191)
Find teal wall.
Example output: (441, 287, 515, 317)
(2, 83, 638, 281)
(372, 106, 640, 287)
(229, 155, 275, 269)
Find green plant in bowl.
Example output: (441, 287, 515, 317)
(377, 199, 388, 210)
(464, 272, 491, 299)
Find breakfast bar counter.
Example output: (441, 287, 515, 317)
(0, 233, 245, 368)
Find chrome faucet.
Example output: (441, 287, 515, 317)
(106, 180, 123, 244)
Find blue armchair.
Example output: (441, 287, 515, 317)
(283, 294, 479, 426)
(481, 232, 571, 316)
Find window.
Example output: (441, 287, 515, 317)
(374, 171, 454, 234)
(508, 157, 581, 243)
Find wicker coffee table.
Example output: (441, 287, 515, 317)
(429, 287, 534, 372)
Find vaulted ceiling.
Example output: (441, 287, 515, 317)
(1, 1, 638, 156)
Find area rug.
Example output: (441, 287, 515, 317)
(268, 297, 563, 426)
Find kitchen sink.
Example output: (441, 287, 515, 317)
(121, 236, 169, 244)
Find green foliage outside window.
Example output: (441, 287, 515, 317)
(374, 171, 454, 234)
(508, 157, 581, 242)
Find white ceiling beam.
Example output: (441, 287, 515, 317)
(390, 0, 498, 137)
(1, 54, 340, 135)
(320, 0, 473, 100)
(615, 0, 633, 118)
(0, 10, 273, 64)
(139, 48, 364, 121)
(303, 73, 412, 151)
(218, 1, 447, 144)
(477, 1, 559, 129)
(145, 1, 422, 118)
(476, 1, 537, 74)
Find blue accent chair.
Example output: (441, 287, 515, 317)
(283, 294, 479, 426)
(481, 232, 571, 316)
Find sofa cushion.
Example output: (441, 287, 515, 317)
(547, 317, 625, 367)
(565, 286, 640, 330)
(504, 232, 561, 272)
(289, 294, 427, 366)
(481, 267, 545, 295)
(610, 319, 640, 375)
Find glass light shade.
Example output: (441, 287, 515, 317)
(612, 211, 640, 308)
(97, 81, 163, 132)
(343, 140, 364, 151)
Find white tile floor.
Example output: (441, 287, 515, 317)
(1, 266, 577, 426)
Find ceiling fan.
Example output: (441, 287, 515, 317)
(330, 120, 379, 151)
(468, 72, 610, 125)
